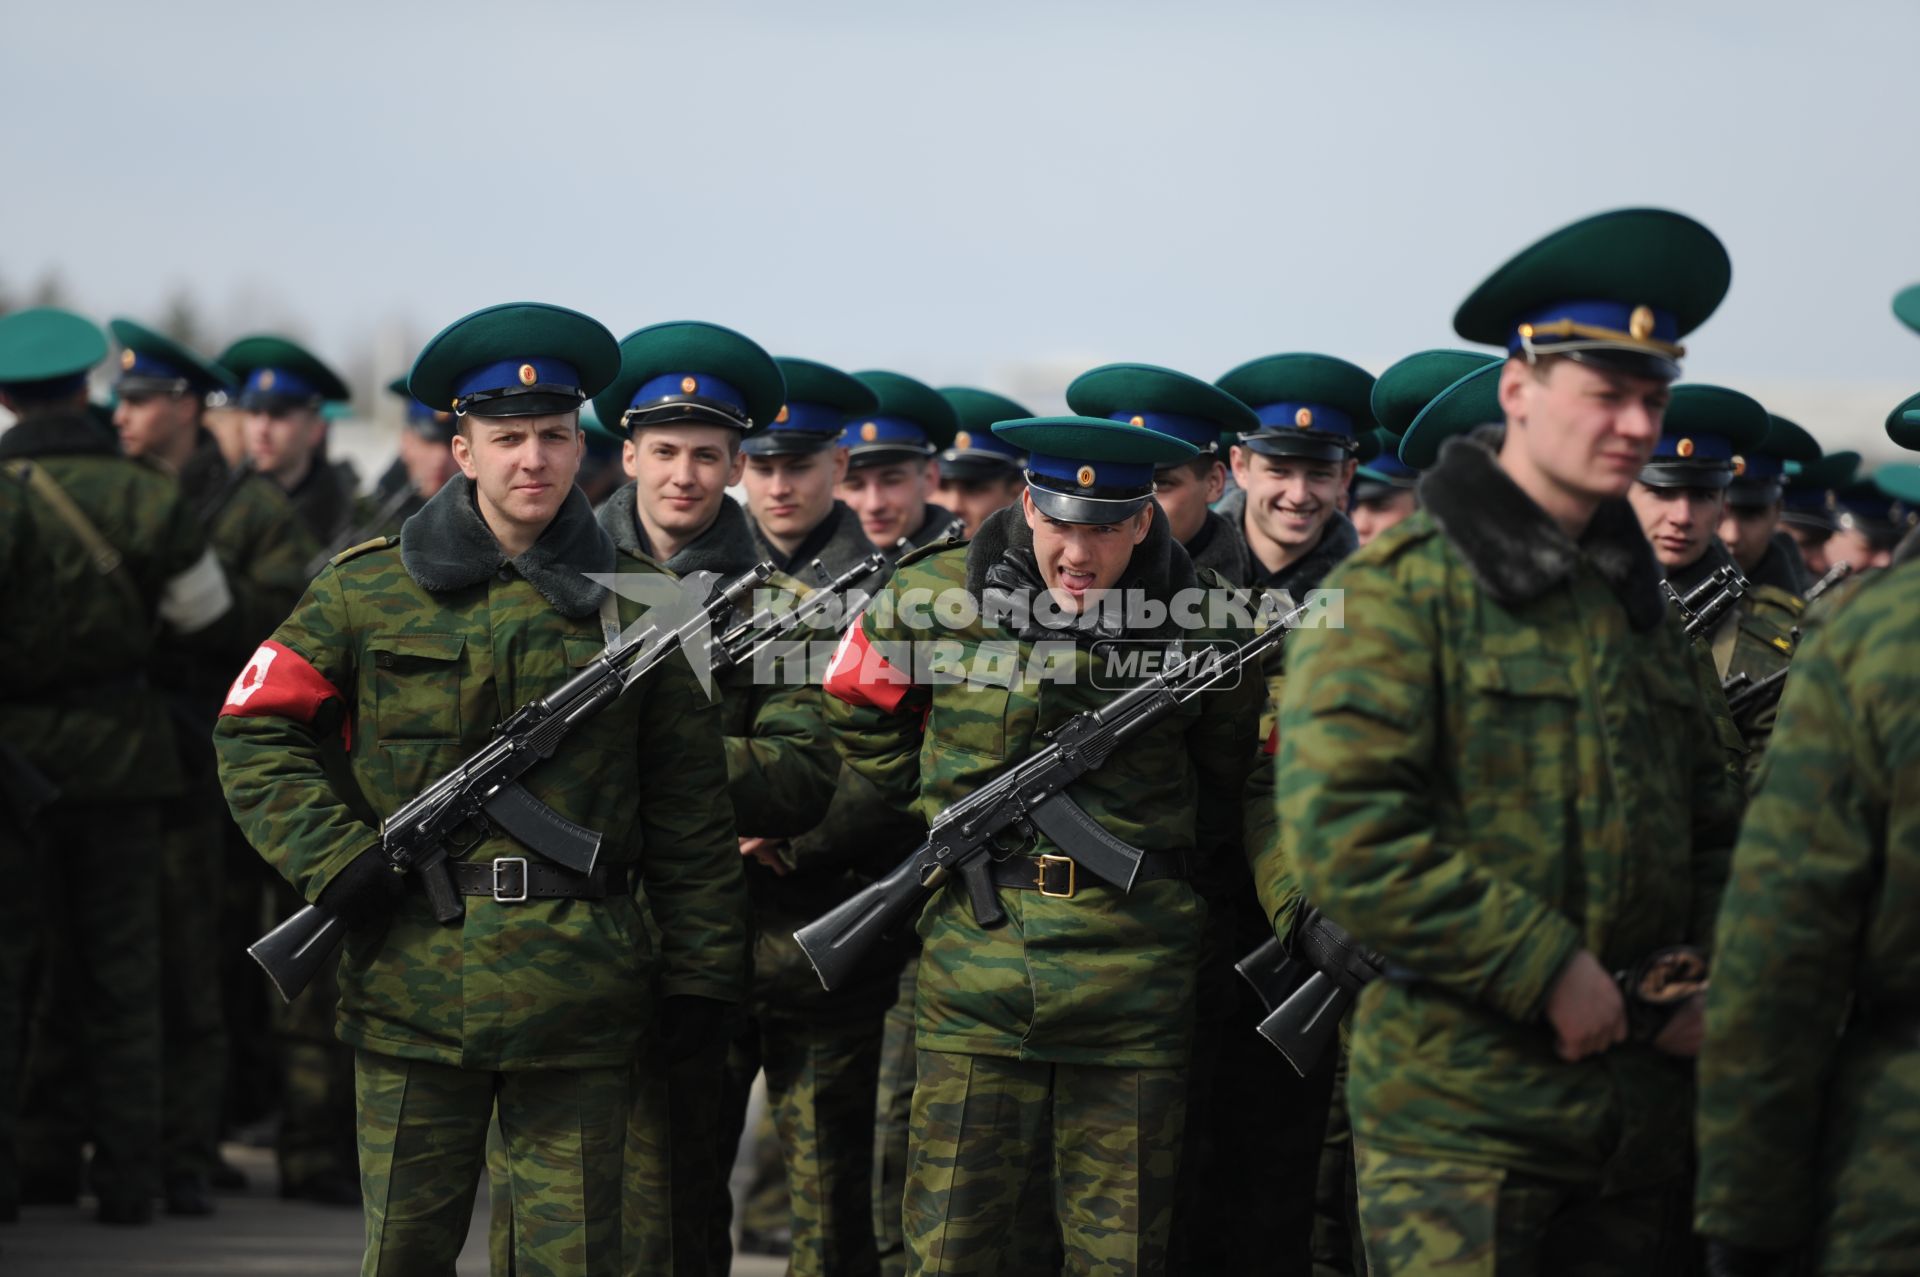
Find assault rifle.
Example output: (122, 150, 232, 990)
(249, 564, 774, 1001)
(705, 552, 886, 674)
(1251, 910, 1384, 1078)
(1803, 560, 1853, 604)
(794, 603, 1304, 993)
(1660, 565, 1749, 640)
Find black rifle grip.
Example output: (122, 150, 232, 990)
(419, 855, 464, 924)
(961, 857, 1005, 928)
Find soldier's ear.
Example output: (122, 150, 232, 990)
(829, 447, 850, 485)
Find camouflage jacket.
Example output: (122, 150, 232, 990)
(159, 429, 317, 710)
(213, 474, 747, 1071)
(826, 504, 1263, 1066)
(0, 412, 231, 801)
(1670, 539, 1802, 775)
(1694, 558, 1920, 1267)
(1278, 430, 1745, 1188)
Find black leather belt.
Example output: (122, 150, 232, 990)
(447, 857, 631, 903)
(988, 851, 1191, 900)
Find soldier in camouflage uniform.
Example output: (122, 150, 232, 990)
(1716, 413, 1821, 598)
(104, 318, 316, 1214)
(1693, 553, 1920, 1276)
(1277, 209, 1748, 1276)
(933, 388, 1030, 540)
(1627, 384, 1802, 773)
(838, 371, 964, 557)
(0, 308, 237, 1225)
(318, 378, 462, 559)
(213, 303, 748, 1276)
(590, 321, 854, 1276)
(825, 415, 1262, 1275)
(220, 335, 359, 547)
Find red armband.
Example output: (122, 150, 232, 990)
(222, 640, 344, 726)
(1263, 723, 1279, 756)
(823, 615, 915, 713)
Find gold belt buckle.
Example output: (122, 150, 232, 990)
(1036, 854, 1076, 899)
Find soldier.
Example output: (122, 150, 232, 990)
(824, 415, 1262, 1275)
(104, 318, 316, 1215)
(1693, 554, 1920, 1276)
(1777, 450, 1858, 581)
(219, 335, 359, 546)
(1627, 384, 1801, 769)
(212, 302, 748, 1274)
(1277, 208, 1747, 1275)
(837, 371, 962, 555)
(1828, 474, 1918, 575)
(740, 358, 882, 577)
(1064, 360, 1308, 1271)
(326, 378, 460, 551)
(0, 308, 236, 1225)
(1715, 413, 1820, 596)
(588, 321, 851, 1276)
(1065, 361, 1258, 584)
(1218, 353, 1376, 604)
(933, 387, 1030, 539)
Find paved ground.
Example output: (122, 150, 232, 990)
(1, 1144, 785, 1275)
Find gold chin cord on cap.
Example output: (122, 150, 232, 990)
(1516, 318, 1687, 363)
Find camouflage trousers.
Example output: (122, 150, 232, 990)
(1353, 1145, 1692, 1277)
(16, 799, 163, 1207)
(356, 1049, 629, 1277)
(874, 956, 919, 1277)
(1312, 1043, 1366, 1277)
(157, 790, 229, 1181)
(713, 1008, 887, 1276)
(905, 1048, 1186, 1277)
(487, 1051, 674, 1277)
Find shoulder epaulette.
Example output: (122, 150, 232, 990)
(896, 539, 960, 570)
(1361, 510, 1440, 564)
(329, 535, 398, 567)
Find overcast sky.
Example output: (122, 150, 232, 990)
(6, 0, 1918, 448)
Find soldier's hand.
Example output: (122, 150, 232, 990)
(739, 836, 791, 876)
(1651, 993, 1706, 1057)
(1544, 949, 1627, 1062)
(659, 994, 731, 1064)
(317, 846, 404, 930)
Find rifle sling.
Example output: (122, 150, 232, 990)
(5, 458, 145, 617)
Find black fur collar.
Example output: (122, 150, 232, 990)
(596, 482, 761, 578)
(400, 473, 613, 618)
(0, 411, 121, 460)
(750, 500, 881, 579)
(1216, 488, 1357, 597)
(905, 502, 963, 551)
(1666, 536, 1740, 596)
(1184, 507, 1254, 587)
(964, 502, 1198, 640)
(1751, 533, 1810, 597)
(1419, 425, 1666, 631)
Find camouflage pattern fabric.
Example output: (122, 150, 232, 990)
(1694, 557, 1920, 1271)
(356, 1049, 629, 1277)
(903, 1049, 1183, 1276)
(213, 479, 747, 1070)
(1313, 1044, 1367, 1277)
(735, 1102, 789, 1243)
(872, 957, 920, 1277)
(1277, 434, 1745, 1191)
(826, 508, 1261, 1067)
(1354, 1145, 1690, 1277)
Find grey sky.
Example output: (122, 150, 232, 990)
(6, 0, 1918, 450)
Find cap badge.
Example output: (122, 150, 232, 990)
(1732, 456, 1746, 477)
(955, 431, 972, 450)
(1076, 465, 1097, 487)
(517, 363, 538, 386)
(1629, 305, 1655, 341)
(860, 422, 878, 442)
(1825, 490, 1838, 512)
(1129, 415, 1145, 428)
(775, 405, 790, 424)
(1295, 407, 1314, 429)
(681, 376, 699, 395)
(1676, 437, 1695, 458)
(120, 348, 136, 370)
(259, 369, 276, 391)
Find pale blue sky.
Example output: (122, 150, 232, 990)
(6, 0, 1918, 433)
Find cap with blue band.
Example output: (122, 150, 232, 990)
(1639, 384, 1769, 492)
(1214, 353, 1377, 463)
(939, 386, 1032, 478)
(1064, 362, 1256, 472)
(846, 370, 957, 467)
(991, 415, 1195, 525)
(744, 358, 876, 456)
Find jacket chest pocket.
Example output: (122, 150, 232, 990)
(1459, 654, 1578, 800)
(369, 634, 466, 744)
(926, 643, 1018, 762)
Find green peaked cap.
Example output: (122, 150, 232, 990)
(593, 320, 783, 436)
(1893, 285, 1920, 336)
(220, 333, 350, 402)
(940, 386, 1035, 435)
(1454, 208, 1729, 379)
(110, 317, 234, 396)
(1875, 461, 1920, 505)
(1758, 414, 1822, 463)
(1663, 384, 1771, 452)
(776, 358, 878, 416)
(1885, 389, 1920, 452)
(1396, 361, 1505, 469)
(408, 302, 618, 416)
(1370, 349, 1502, 437)
(1065, 362, 1259, 445)
(1216, 352, 1376, 462)
(0, 307, 108, 384)
(848, 370, 959, 457)
(1786, 450, 1859, 489)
